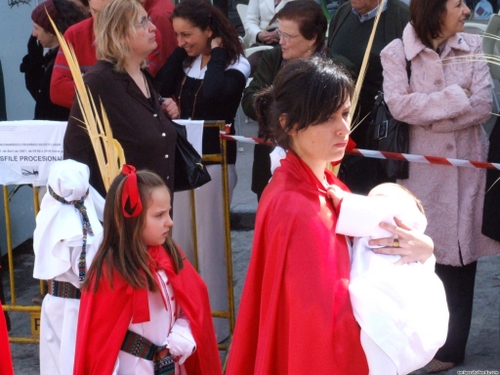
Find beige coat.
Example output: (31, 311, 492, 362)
(381, 24, 500, 266)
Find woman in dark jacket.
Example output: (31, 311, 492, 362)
(20, 0, 88, 121)
(63, 0, 177, 197)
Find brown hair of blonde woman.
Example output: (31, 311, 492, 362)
(93, 0, 146, 72)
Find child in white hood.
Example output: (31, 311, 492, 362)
(33, 159, 104, 375)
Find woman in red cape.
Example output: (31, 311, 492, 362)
(226, 58, 434, 375)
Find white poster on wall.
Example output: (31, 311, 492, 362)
(0, 120, 66, 186)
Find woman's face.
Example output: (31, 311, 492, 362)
(439, 0, 470, 39)
(32, 23, 58, 49)
(172, 17, 213, 57)
(289, 98, 351, 167)
(278, 19, 317, 61)
(128, 10, 158, 58)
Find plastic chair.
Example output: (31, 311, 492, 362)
(244, 45, 274, 88)
(236, 4, 250, 48)
(464, 21, 488, 35)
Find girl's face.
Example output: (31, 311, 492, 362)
(439, 0, 470, 39)
(290, 98, 351, 167)
(278, 19, 317, 61)
(128, 10, 158, 59)
(140, 186, 173, 247)
(172, 17, 213, 57)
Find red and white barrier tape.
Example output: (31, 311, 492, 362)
(220, 133, 500, 171)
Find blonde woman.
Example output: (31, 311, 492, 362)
(63, 0, 177, 197)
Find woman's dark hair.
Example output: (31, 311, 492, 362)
(76, 0, 89, 8)
(172, 0, 243, 68)
(53, 0, 90, 34)
(270, 0, 327, 53)
(254, 57, 353, 150)
(410, 0, 449, 49)
(83, 170, 184, 293)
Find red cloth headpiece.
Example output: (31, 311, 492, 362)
(121, 165, 143, 218)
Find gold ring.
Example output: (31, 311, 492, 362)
(393, 238, 400, 248)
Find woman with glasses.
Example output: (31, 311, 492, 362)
(50, 0, 164, 109)
(155, 0, 250, 343)
(242, 0, 329, 201)
(64, 0, 177, 197)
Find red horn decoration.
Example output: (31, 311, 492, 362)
(121, 165, 143, 218)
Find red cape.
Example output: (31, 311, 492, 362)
(0, 302, 14, 375)
(73, 246, 222, 375)
(226, 151, 368, 375)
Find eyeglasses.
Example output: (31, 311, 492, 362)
(136, 15, 153, 30)
(277, 29, 299, 43)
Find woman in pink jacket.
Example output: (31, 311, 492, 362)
(380, 0, 500, 372)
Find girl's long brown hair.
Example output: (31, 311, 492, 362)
(83, 170, 183, 293)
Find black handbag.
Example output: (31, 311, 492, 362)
(367, 59, 411, 180)
(172, 121, 211, 192)
(482, 115, 500, 242)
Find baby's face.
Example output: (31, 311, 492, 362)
(368, 184, 412, 203)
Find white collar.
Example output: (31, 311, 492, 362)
(184, 55, 207, 79)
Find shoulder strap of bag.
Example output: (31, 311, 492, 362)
(401, 38, 411, 84)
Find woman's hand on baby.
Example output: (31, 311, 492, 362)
(161, 97, 180, 119)
(326, 185, 344, 209)
(369, 216, 434, 265)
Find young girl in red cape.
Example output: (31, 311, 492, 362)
(73, 166, 222, 375)
(0, 301, 14, 375)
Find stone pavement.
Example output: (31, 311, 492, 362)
(3, 118, 500, 374)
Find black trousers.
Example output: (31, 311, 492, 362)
(434, 261, 477, 363)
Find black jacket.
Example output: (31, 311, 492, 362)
(64, 60, 177, 196)
(20, 36, 70, 121)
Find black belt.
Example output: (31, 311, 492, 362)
(47, 280, 81, 299)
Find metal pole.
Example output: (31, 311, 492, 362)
(3, 186, 15, 305)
